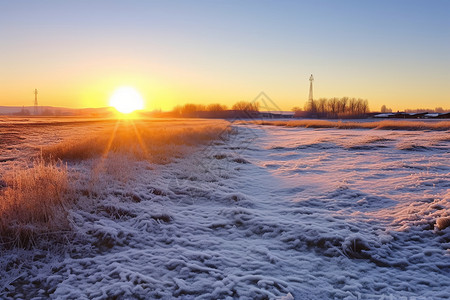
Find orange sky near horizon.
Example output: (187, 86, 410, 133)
(1, 1, 449, 112)
(3, 62, 449, 112)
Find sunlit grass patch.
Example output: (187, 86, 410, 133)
(0, 158, 72, 249)
(42, 119, 232, 163)
(436, 217, 450, 230)
(1, 119, 232, 249)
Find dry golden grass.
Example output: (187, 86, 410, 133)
(42, 119, 231, 163)
(1, 119, 231, 249)
(239, 120, 450, 131)
(0, 158, 71, 249)
(436, 217, 450, 230)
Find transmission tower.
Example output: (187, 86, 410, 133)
(308, 74, 314, 102)
(34, 88, 38, 115)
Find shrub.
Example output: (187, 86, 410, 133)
(436, 217, 450, 230)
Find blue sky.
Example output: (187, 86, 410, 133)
(1, 0, 449, 110)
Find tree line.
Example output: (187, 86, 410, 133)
(172, 101, 259, 116)
(293, 97, 369, 118)
(404, 107, 449, 113)
(378, 105, 448, 114)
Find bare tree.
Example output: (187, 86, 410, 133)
(304, 99, 317, 113)
(381, 105, 392, 113)
(349, 98, 357, 114)
(318, 98, 327, 115)
(232, 101, 259, 111)
(327, 98, 338, 115)
(172, 103, 207, 116)
(207, 103, 228, 111)
(340, 97, 348, 113)
(303, 97, 370, 117)
(360, 99, 369, 114)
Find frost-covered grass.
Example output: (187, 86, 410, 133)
(0, 118, 231, 250)
(240, 119, 450, 130)
(42, 119, 231, 163)
(1, 119, 449, 299)
(0, 158, 71, 249)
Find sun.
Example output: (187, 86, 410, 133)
(109, 86, 145, 114)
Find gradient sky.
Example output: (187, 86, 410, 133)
(1, 0, 449, 111)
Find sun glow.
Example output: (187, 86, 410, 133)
(109, 86, 145, 114)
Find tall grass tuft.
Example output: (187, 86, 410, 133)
(0, 158, 71, 249)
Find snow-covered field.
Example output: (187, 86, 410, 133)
(1, 119, 449, 299)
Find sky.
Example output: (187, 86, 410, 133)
(1, 0, 449, 112)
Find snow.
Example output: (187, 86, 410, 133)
(1, 122, 449, 299)
(374, 113, 394, 118)
(426, 114, 440, 118)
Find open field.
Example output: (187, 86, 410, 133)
(0, 118, 449, 299)
(0, 118, 230, 250)
(239, 119, 450, 131)
(0, 117, 230, 165)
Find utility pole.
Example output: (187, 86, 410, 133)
(308, 74, 314, 102)
(34, 88, 38, 115)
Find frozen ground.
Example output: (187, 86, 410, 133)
(1, 121, 449, 299)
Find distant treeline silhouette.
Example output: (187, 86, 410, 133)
(172, 101, 259, 117)
(293, 97, 369, 118)
(380, 105, 449, 114)
(404, 107, 450, 114)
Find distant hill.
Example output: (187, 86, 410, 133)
(0, 106, 115, 117)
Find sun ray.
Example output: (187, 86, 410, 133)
(130, 120, 150, 160)
(93, 119, 121, 176)
(102, 119, 121, 159)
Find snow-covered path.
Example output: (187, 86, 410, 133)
(3, 124, 450, 299)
